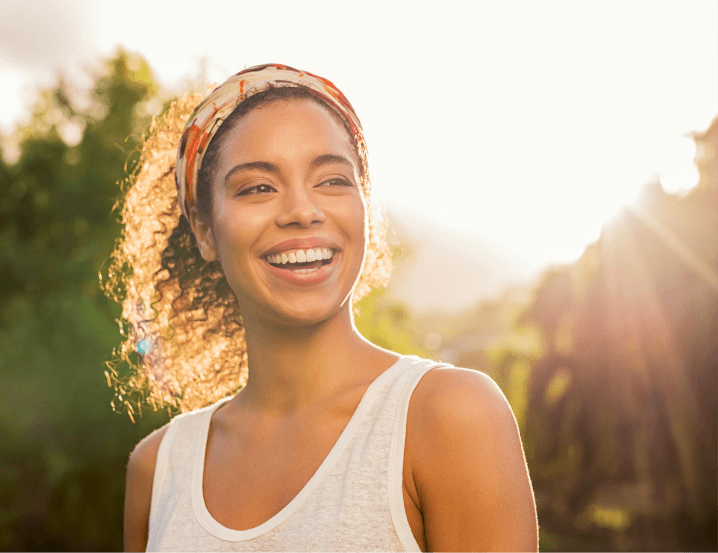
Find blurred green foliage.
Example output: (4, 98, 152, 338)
(354, 286, 430, 358)
(0, 50, 170, 551)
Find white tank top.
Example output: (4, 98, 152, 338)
(146, 355, 447, 552)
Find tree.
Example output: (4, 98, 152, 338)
(521, 118, 718, 551)
(0, 50, 168, 551)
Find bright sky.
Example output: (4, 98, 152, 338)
(1, 0, 716, 272)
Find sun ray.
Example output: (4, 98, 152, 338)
(626, 203, 718, 292)
(605, 214, 703, 516)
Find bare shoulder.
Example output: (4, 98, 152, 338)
(407, 366, 519, 455)
(410, 366, 512, 425)
(124, 423, 171, 552)
(406, 366, 538, 552)
(129, 423, 170, 475)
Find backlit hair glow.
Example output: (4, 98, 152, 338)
(103, 85, 392, 417)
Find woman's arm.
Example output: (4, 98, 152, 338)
(124, 426, 168, 552)
(406, 367, 538, 552)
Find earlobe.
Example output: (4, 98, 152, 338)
(188, 206, 217, 262)
(198, 234, 218, 262)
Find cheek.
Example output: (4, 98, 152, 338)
(341, 194, 368, 242)
(349, 202, 369, 269)
(209, 208, 256, 269)
(357, 194, 370, 244)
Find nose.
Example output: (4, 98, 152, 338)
(275, 185, 326, 228)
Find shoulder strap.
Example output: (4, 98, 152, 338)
(148, 416, 182, 527)
(387, 359, 452, 552)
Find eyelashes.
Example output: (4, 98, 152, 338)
(236, 177, 354, 196)
(317, 177, 352, 188)
(237, 183, 275, 196)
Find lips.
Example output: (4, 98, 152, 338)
(259, 237, 342, 284)
(262, 237, 341, 257)
(262, 250, 339, 284)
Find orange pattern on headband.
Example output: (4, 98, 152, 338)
(175, 63, 362, 219)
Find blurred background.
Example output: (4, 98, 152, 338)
(0, 0, 716, 550)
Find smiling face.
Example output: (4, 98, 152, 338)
(189, 99, 367, 327)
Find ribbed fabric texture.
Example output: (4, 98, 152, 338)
(146, 355, 445, 552)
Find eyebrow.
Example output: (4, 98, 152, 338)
(224, 155, 356, 185)
(224, 161, 278, 185)
(310, 154, 356, 171)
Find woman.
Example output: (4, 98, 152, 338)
(118, 64, 538, 551)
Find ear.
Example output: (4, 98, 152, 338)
(188, 206, 217, 262)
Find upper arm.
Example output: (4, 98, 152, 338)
(406, 368, 538, 552)
(124, 425, 169, 552)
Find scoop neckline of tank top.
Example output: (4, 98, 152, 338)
(190, 354, 419, 541)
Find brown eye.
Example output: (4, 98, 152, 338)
(317, 178, 352, 187)
(238, 184, 275, 196)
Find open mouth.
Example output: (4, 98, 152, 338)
(263, 248, 336, 273)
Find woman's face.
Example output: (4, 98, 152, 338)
(192, 99, 367, 327)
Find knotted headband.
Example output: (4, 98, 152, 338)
(175, 63, 363, 220)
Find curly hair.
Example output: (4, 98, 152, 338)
(102, 89, 392, 417)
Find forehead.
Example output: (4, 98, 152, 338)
(218, 99, 358, 169)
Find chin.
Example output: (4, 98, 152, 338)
(267, 293, 353, 328)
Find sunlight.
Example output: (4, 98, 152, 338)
(657, 137, 700, 195)
(603, 221, 703, 513)
(506, 130, 704, 269)
(627, 204, 718, 292)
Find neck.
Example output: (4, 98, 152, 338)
(237, 304, 396, 413)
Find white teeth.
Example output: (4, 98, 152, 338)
(266, 248, 335, 265)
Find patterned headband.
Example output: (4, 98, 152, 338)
(175, 63, 363, 219)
